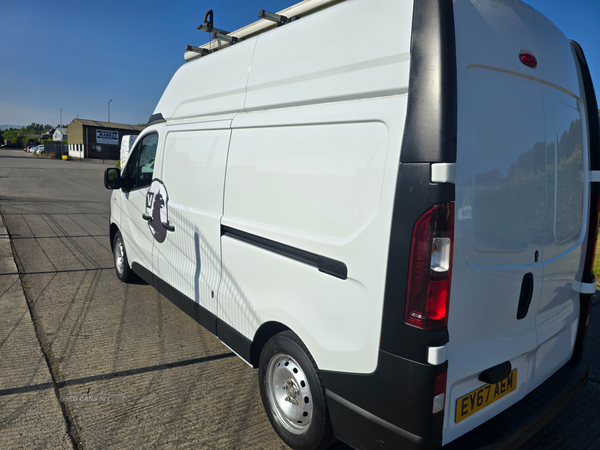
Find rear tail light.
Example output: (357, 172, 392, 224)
(432, 370, 448, 415)
(405, 203, 455, 329)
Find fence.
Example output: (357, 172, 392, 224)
(44, 142, 68, 159)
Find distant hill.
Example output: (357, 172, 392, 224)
(0, 125, 24, 130)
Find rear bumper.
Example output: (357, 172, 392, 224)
(326, 358, 587, 450)
(444, 358, 588, 449)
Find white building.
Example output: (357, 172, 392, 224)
(53, 128, 67, 141)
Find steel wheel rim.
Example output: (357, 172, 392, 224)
(266, 354, 313, 435)
(115, 238, 125, 276)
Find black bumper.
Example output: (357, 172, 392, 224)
(326, 359, 588, 450)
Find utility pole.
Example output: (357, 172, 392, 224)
(108, 99, 112, 123)
(60, 109, 62, 128)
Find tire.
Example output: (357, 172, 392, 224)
(112, 230, 135, 283)
(259, 331, 336, 450)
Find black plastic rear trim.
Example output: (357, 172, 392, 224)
(379, 163, 454, 362)
(327, 390, 440, 450)
(322, 350, 446, 442)
(570, 41, 600, 174)
(400, 0, 457, 163)
(378, 0, 457, 363)
(222, 225, 347, 280)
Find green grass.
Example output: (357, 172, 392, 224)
(594, 246, 600, 284)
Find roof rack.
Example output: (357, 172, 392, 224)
(184, 0, 344, 62)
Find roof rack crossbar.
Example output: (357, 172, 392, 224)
(212, 32, 239, 45)
(185, 45, 211, 57)
(258, 10, 298, 26)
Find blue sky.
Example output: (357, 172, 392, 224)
(1, 0, 598, 128)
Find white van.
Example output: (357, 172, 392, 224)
(104, 0, 599, 448)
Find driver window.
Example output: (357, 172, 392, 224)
(125, 133, 158, 190)
(137, 134, 158, 188)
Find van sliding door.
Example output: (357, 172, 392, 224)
(152, 122, 232, 321)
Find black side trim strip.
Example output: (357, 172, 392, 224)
(221, 225, 348, 280)
(147, 113, 166, 126)
(216, 318, 252, 362)
(132, 262, 155, 287)
(157, 277, 217, 335)
(131, 262, 252, 364)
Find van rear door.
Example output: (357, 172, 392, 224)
(446, 0, 586, 443)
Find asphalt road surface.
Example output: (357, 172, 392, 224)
(0, 148, 599, 450)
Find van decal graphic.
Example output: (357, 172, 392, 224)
(146, 179, 170, 243)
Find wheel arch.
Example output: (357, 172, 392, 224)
(109, 223, 119, 252)
(250, 321, 290, 368)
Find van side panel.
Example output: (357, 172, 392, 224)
(218, 0, 413, 374)
(220, 96, 407, 373)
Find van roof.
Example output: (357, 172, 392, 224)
(184, 0, 344, 61)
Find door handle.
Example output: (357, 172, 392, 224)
(162, 222, 175, 232)
(517, 273, 534, 320)
(142, 213, 152, 222)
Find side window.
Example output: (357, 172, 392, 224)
(137, 133, 158, 189)
(125, 133, 158, 190)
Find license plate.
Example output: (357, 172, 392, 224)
(455, 369, 517, 423)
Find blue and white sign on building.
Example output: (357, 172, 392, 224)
(96, 129, 119, 145)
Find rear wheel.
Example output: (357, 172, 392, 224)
(259, 331, 336, 450)
(113, 230, 135, 282)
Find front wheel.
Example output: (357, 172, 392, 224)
(112, 230, 135, 282)
(259, 331, 336, 450)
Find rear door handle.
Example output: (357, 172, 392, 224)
(479, 361, 512, 385)
(517, 272, 534, 319)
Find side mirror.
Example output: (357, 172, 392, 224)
(104, 168, 122, 190)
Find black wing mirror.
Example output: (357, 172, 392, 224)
(104, 168, 122, 190)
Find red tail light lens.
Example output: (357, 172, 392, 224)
(405, 203, 454, 329)
(520, 53, 538, 68)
